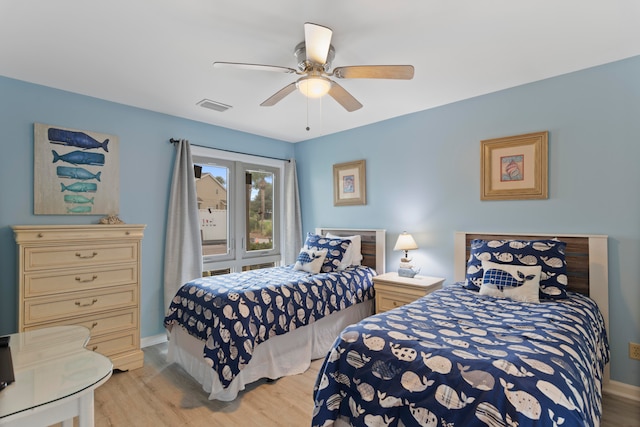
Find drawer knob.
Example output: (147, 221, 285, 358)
(75, 298, 98, 307)
(90, 322, 98, 329)
(75, 251, 98, 259)
(75, 275, 98, 283)
(92, 346, 98, 351)
(37, 233, 44, 238)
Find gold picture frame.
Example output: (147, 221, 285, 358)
(481, 131, 548, 200)
(333, 159, 366, 206)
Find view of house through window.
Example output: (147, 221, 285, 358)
(196, 163, 229, 257)
(193, 150, 282, 274)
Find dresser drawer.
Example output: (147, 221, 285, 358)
(23, 243, 137, 271)
(88, 329, 139, 358)
(24, 264, 137, 297)
(13, 225, 144, 244)
(23, 285, 138, 326)
(23, 308, 138, 337)
(376, 289, 418, 312)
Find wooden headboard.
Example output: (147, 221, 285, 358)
(315, 228, 386, 274)
(453, 231, 610, 388)
(453, 231, 608, 324)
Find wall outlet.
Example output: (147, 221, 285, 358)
(630, 342, 640, 360)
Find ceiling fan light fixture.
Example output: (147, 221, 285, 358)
(296, 76, 332, 98)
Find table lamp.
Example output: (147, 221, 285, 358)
(393, 232, 419, 277)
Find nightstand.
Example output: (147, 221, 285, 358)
(373, 272, 445, 313)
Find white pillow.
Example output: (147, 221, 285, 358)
(479, 260, 542, 303)
(294, 248, 328, 274)
(326, 233, 362, 269)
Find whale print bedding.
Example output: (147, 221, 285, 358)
(312, 283, 609, 427)
(164, 264, 375, 389)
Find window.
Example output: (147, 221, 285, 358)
(192, 146, 284, 274)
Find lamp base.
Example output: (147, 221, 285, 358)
(398, 267, 418, 278)
(399, 260, 414, 269)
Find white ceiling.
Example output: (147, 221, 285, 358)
(1, 1, 639, 143)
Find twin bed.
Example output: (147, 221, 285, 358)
(312, 232, 609, 427)
(164, 228, 385, 401)
(163, 230, 610, 427)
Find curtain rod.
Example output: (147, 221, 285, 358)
(169, 138, 290, 162)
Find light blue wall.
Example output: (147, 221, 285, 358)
(294, 56, 640, 387)
(1, 56, 638, 389)
(0, 76, 294, 339)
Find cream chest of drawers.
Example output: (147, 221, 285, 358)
(13, 224, 145, 371)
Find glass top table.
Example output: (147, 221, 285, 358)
(0, 326, 113, 427)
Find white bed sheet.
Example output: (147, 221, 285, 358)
(167, 299, 374, 401)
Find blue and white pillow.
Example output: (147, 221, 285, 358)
(326, 232, 363, 268)
(464, 238, 568, 299)
(479, 260, 542, 303)
(294, 247, 328, 274)
(303, 233, 351, 273)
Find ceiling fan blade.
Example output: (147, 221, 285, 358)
(304, 22, 333, 64)
(333, 65, 415, 80)
(260, 82, 298, 107)
(328, 81, 363, 112)
(213, 61, 297, 74)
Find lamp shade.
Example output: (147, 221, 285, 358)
(393, 232, 418, 251)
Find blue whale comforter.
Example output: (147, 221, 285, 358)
(164, 265, 375, 389)
(312, 283, 609, 427)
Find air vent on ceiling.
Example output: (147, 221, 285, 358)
(197, 99, 232, 112)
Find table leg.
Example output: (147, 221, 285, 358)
(77, 390, 95, 427)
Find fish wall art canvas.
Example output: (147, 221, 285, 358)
(34, 123, 119, 215)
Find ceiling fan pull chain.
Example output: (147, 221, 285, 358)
(306, 93, 310, 131)
(319, 96, 323, 135)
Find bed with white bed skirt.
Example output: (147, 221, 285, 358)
(164, 228, 385, 401)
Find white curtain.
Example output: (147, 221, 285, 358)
(284, 158, 303, 264)
(163, 139, 202, 312)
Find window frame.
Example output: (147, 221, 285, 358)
(238, 162, 281, 259)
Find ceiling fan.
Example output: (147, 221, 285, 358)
(213, 22, 415, 112)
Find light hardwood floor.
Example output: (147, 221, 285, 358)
(61, 342, 639, 426)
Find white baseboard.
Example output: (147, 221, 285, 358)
(141, 333, 168, 348)
(603, 380, 640, 402)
